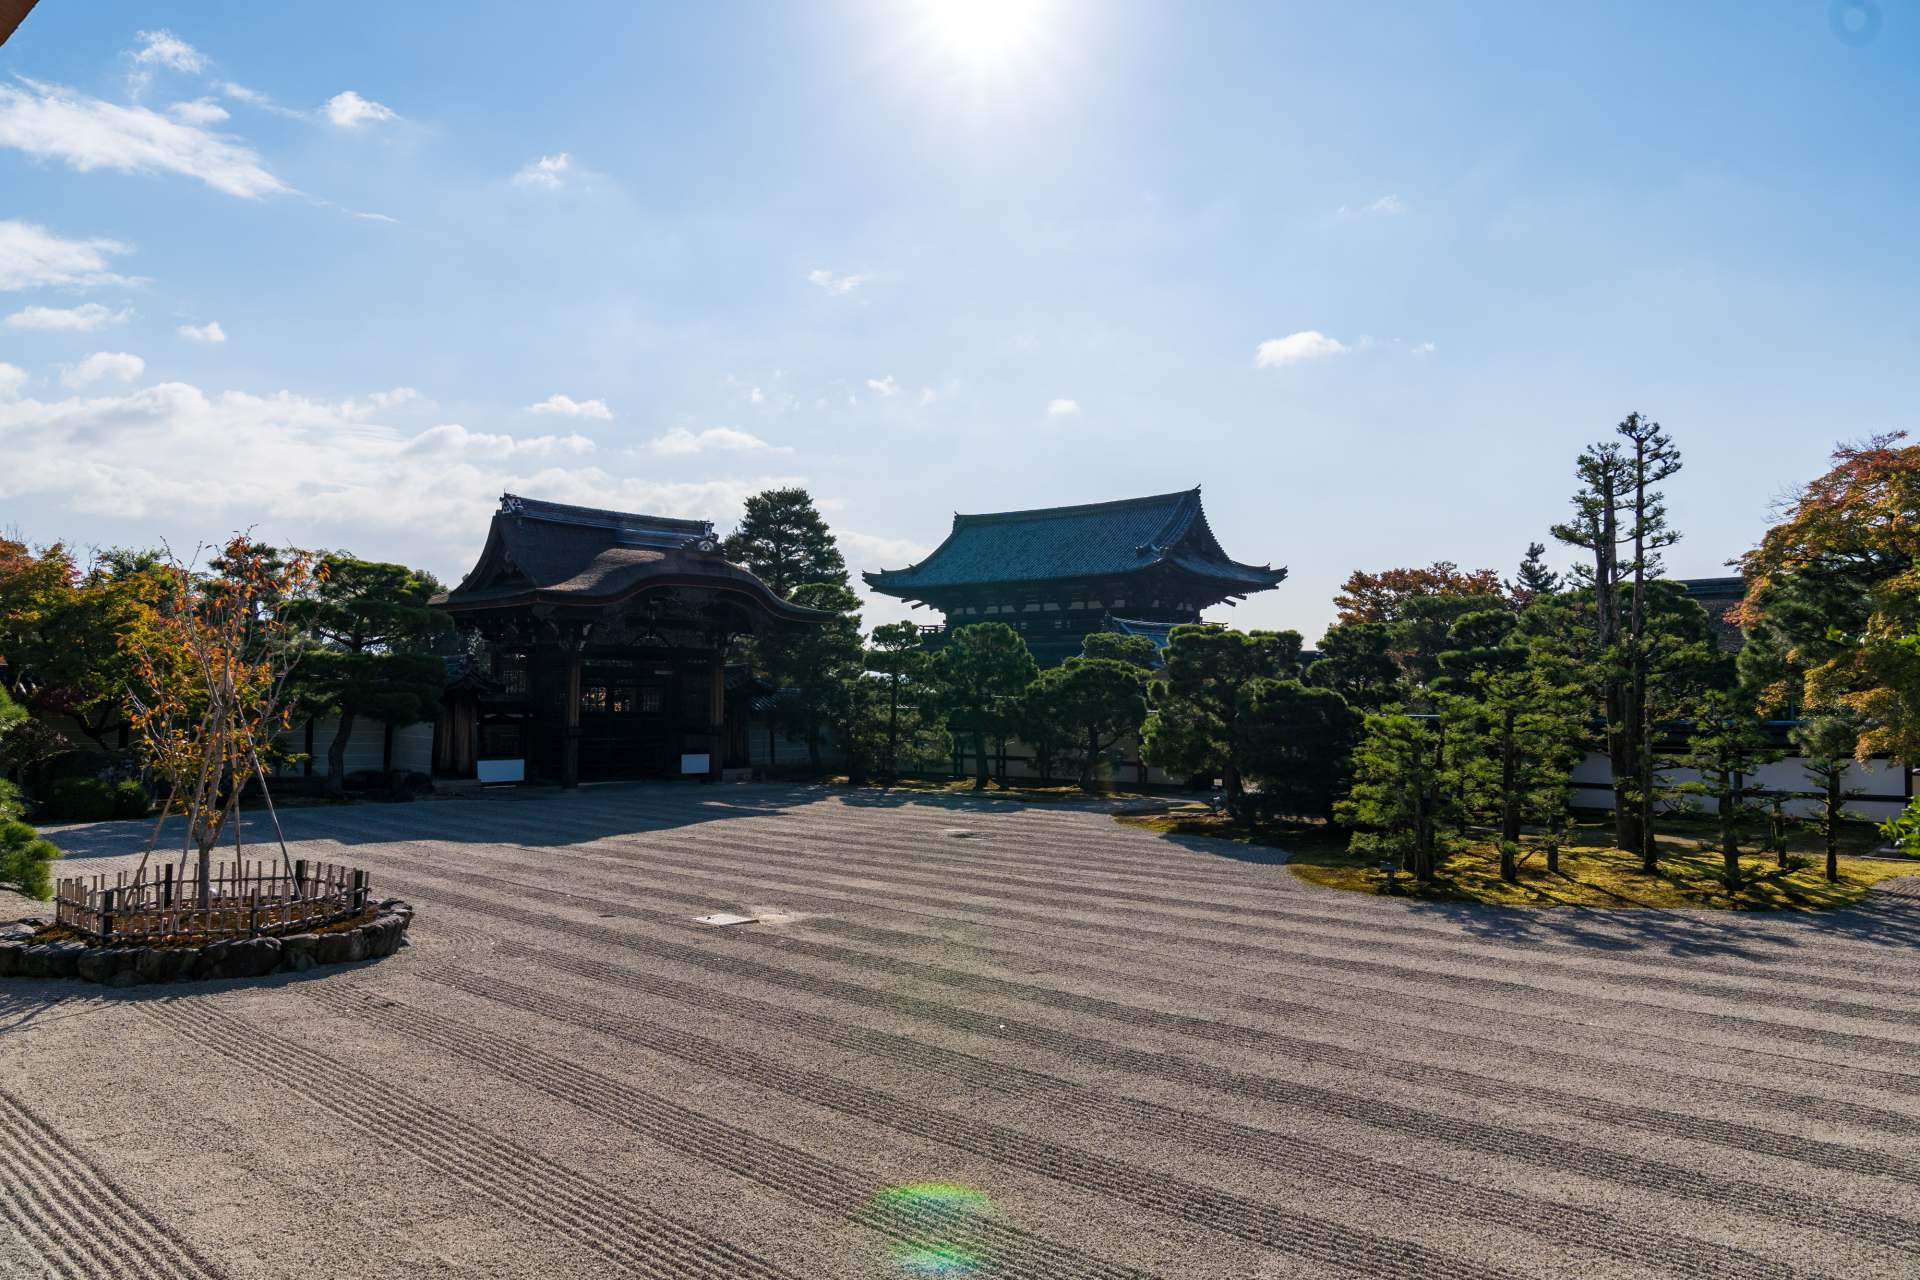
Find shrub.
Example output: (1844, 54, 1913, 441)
(0, 818, 59, 900)
(111, 779, 151, 820)
(0, 777, 22, 822)
(39, 777, 116, 822)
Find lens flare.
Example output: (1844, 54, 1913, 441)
(869, 1182, 996, 1275)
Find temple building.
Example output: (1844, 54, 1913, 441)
(431, 494, 827, 785)
(864, 487, 1285, 666)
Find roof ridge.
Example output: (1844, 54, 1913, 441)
(950, 487, 1200, 528)
(500, 492, 714, 533)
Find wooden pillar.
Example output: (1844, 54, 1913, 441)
(708, 648, 726, 782)
(561, 642, 582, 788)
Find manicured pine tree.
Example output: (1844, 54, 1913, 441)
(772, 583, 864, 772)
(867, 620, 934, 784)
(722, 488, 848, 596)
(1141, 625, 1301, 817)
(1678, 689, 1780, 891)
(935, 623, 1037, 791)
(1551, 413, 1683, 864)
(1053, 657, 1149, 791)
(286, 555, 447, 797)
(1792, 707, 1865, 883)
(1337, 709, 1456, 883)
(1238, 678, 1360, 823)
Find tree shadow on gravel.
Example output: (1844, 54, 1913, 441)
(1421, 889, 1920, 961)
(38, 782, 825, 859)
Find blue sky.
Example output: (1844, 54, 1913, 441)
(2, 1, 1915, 642)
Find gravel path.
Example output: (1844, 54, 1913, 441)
(5, 782, 1919, 1278)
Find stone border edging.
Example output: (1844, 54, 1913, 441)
(0, 899, 414, 987)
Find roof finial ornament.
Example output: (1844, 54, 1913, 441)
(500, 493, 525, 515)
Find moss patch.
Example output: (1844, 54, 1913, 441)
(1122, 810, 1916, 912)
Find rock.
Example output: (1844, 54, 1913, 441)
(107, 968, 143, 989)
(196, 940, 236, 980)
(315, 930, 367, 965)
(279, 933, 320, 972)
(136, 947, 188, 983)
(76, 949, 114, 983)
(30, 941, 85, 979)
(0, 941, 22, 977)
(0, 921, 36, 942)
(240, 937, 282, 977)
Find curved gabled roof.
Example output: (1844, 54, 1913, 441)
(863, 488, 1285, 597)
(435, 494, 830, 623)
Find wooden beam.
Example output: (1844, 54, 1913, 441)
(0, 0, 40, 48)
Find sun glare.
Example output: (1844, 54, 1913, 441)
(918, 0, 1051, 68)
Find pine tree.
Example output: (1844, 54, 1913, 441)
(1792, 707, 1864, 883)
(1551, 413, 1683, 864)
(1507, 541, 1563, 609)
(723, 488, 848, 596)
(1679, 690, 1779, 890)
(1336, 710, 1457, 883)
(934, 623, 1037, 791)
(867, 620, 935, 783)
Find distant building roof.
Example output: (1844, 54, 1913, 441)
(1103, 615, 1179, 651)
(435, 493, 826, 622)
(863, 488, 1285, 599)
(1677, 575, 1746, 652)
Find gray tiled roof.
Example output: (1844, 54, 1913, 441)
(864, 488, 1284, 597)
(435, 493, 826, 622)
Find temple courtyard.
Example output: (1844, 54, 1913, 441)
(4, 784, 1920, 1280)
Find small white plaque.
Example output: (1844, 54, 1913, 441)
(680, 753, 711, 775)
(693, 912, 757, 927)
(477, 758, 524, 783)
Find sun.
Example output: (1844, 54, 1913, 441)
(917, 0, 1052, 68)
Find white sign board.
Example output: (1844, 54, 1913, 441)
(477, 758, 525, 783)
(680, 753, 711, 775)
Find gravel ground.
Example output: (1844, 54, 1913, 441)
(5, 782, 1920, 1279)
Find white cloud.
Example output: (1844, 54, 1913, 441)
(866, 375, 899, 397)
(404, 423, 594, 460)
(1255, 330, 1350, 367)
(919, 388, 936, 406)
(837, 528, 932, 567)
(0, 80, 289, 199)
(0, 221, 139, 292)
(167, 98, 230, 126)
(323, 90, 397, 130)
(0, 380, 804, 566)
(808, 268, 868, 295)
(132, 30, 207, 74)
(1046, 398, 1080, 417)
(513, 153, 572, 190)
(1411, 340, 1437, 355)
(527, 393, 612, 419)
(644, 426, 789, 457)
(60, 351, 146, 389)
(4, 302, 132, 332)
(176, 320, 226, 343)
(352, 210, 398, 224)
(0, 363, 24, 397)
(1334, 194, 1406, 219)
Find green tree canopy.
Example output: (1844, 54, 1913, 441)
(1336, 709, 1457, 882)
(286, 554, 447, 794)
(1307, 621, 1398, 711)
(1080, 631, 1159, 669)
(935, 623, 1037, 791)
(1140, 624, 1296, 814)
(772, 583, 865, 771)
(1051, 657, 1149, 790)
(723, 487, 848, 596)
(866, 620, 942, 782)
(1239, 678, 1360, 822)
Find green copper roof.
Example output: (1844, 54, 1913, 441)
(863, 488, 1285, 597)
